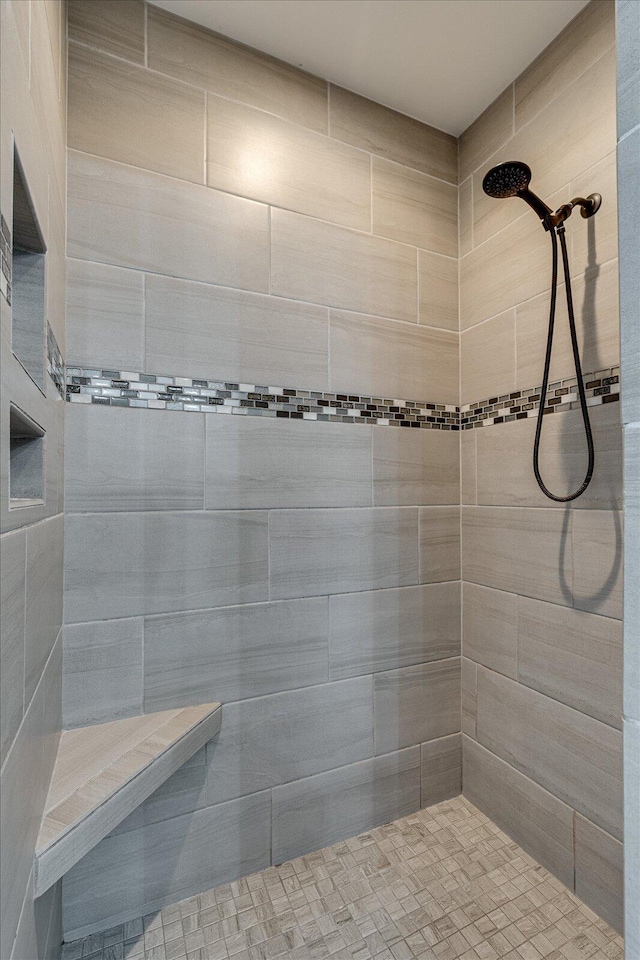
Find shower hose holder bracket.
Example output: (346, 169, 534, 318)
(546, 193, 602, 229)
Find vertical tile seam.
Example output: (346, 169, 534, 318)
(143, 1, 148, 69)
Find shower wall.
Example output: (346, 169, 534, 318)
(0, 2, 67, 959)
(458, 0, 623, 933)
(61, 0, 461, 936)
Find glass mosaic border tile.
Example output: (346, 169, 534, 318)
(47, 323, 65, 398)
(65, 364, 621, 431)
(0, 214, 11, 304)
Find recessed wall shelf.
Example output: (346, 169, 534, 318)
(33, 702, 222, 899)
(9, 404, 45, 509)
(11, 147, 47, 392)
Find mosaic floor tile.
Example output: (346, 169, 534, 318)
(64, 796, 623, 960)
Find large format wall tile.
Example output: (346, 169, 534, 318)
(462, 582, 517, 679)
(329, 582, 460, 680)
(67, 0, 145, 63)
(0, 530, 25, 764)
(205, 678, 374, 804)
(328, 85, 457, 184)
(271, 209, 417, 322)
(618, 129, 640, 424)
(373, 658, 461, 754)
(460, 309, 516, 404)
(205, 417, 372, 509)
(417, 250, 458, 331)
(518, 596, 622, 728)
(462, 736, 574, 887)
(64, 511, 269, 623)
(62, 792, 272, 941)
(574, 813, 623, 933)
(372, 427, 459, 506)
(144, 597, 329, 709)
(272, 747, 421, 864)
(371, 157, 457, 255)
(25, 516, 63, 707)
(475, 667, 623, 838)
(147, 5, 328, 133)
(572, 508, 623, 619)
(475, 402, 623, 511)
(625, 423, 640, 720)
(625, 718, 640, 955)
(68, 151, 270, 292)
(63, 618, 144, 728)
(458, 86, 514, 184)
(145, 274, 329, 389)
(420, 733, 461, 807)
(207, 95, 370, 230)
(617, 0, 640, 140)
(65, 405, 205, 512)
(65, 259, 144, 369)
(68, 43, 206, 184)
(269, 507, 419, 600)
(462, 506, 573, 606)
(419, 506, 461, 583)
(329, 311, 458, 403)
(461, 658, 477, 738)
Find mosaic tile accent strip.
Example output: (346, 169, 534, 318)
(0, 213, 11, 304)
(47, 322, 65, 398)
(64, 795, 623, 960)
(65, 365, 621, 433)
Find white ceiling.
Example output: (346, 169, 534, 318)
(149, 0, 589, 135)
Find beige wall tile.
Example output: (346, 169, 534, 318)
(515, 0, 615, 130)
(68, 0, 145, 63)
(461, 659, 477, 738)
(462, 736, 575, 887)
(372, 158, 457, 256)
(518, 596, 622, 728)
(68, 151, 270, 292)
(574, 814, 623, 934)
(372, 428, 459, 506)
(461, 429, 476, 506)
(271, 210, 417, 323)
(329, 85, 457, 184)
(419, 506, 460, 583)
(418, 251, 457, 331)
(145, 275, 329, 389)
(475, 666, 623, 839)
(462, 506, 573, 606)
(148, 5, 328, 133)
(475, 402, 623, 510)
(458, 176, 473, 258)
(420, 734, 461, 807)
(460, 309, 516, 404)
(207, 95, 370, 230)
(572, 508, 623, 619)
(462, 582, 518, 679)
(68, 43, 206, 185)
(329, 311, 458, 403)
(516, 258, 619, 386)
(571, 151, 618, 278)
(458, 86, 514, 183)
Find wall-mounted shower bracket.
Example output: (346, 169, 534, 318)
(547, 193, 602, 228)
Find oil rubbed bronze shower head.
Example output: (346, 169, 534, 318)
(482, 160, 601, 229)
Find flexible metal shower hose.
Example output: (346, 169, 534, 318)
(533, 223, 595, 502)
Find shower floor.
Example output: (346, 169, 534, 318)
(64, 796, 623, 960)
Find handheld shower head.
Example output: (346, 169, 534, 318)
(482, 161, 553, 224)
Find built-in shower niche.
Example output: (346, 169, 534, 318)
(9, 404, 45, 508)
(11, 148, 46, 392)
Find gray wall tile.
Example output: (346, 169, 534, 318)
(420, 733, 461, 807)
(619, 130, 640, 425)
(272, 747, 421, 864)
(63, 618, 143, 728)
(25, 515, 63, 707)
(144, 274, 329, 390)
(574, 814, 623, 934)
(462, 506, 573, 606)
(572, 508, 623, 619)
(617, 0, 640, 140)
(518, 596, 622, 728)
(1, 530, 25, 764)
(205, 417, 372, 510)
(144, 597, 328, 710)
(624, 717, 640, 955)
(64, 511, 268, 623)
(269, 507, 419, 600)
(374, 658, 460, 755)
(625, 423, 640, 721)
(205, 678, 374, 805)
(462, 582, 517, 679)
(462, 736, 574, 888)
(62, 791, 272, 942)
(372, 428, 459, 506)
(475, 666, 623, 839)
(67, 151, 270, 293)
(460, 429, 476, 506)
(419, 506, 461, 583)
(329, 582, 460, 680)
(461, 657, 477, 738)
